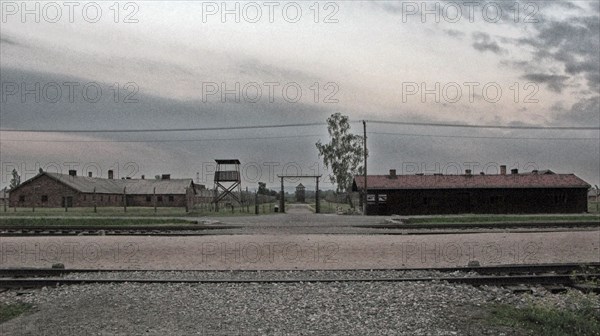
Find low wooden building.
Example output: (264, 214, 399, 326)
(8, 171, 196, 209)
(353, 168, 590, 215)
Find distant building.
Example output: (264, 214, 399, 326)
(589, 188, 600, 201)
(0, 188, 8, 206)
(9, 171, 196, 208)
(353, 167, 590, 215)
(295, 183, 306, 203)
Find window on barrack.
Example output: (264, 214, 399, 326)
(169, 195, 174, 202)
(41, 195, 48, 202)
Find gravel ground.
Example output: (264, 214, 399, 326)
(2, 270, 598, 336)
(0, 281, 528, 335)
(1, 231, 598, 270)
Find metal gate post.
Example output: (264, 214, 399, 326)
(315, 177, 320, 213)
(280, 176, 285, 213)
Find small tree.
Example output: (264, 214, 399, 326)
(9, 169, 21, 190)
(316, 113, 366, 207)
(258, 182, 267, 195)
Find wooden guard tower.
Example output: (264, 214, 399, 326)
(213, 159, 242, 209)
(295, 183, 306, 203)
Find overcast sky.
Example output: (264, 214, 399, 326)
(1, 0, 599, 190)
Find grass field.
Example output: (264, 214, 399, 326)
(316, 201, 355, 214)
(0, 203, 279, 218)
(0, 206, 193, 217)
(405, 214, 600, 224)
(0, 217, 196, 227)
(486, 294, 600, 336)
(0, 303, 33, 323)
(1, 202, 598, 219)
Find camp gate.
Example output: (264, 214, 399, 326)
(277, 175, 322, 213)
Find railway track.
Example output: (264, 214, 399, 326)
(366, 220, 600, 230)
(1, 222, 598, 236)
(2, 262, 598, 277)
(2, 263, 599, 293)
(0, 225, 239, 236)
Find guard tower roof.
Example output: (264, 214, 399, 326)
(215, 159, 241, 165)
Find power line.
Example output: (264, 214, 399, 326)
(365, 120, 600, 131)
(0, 122, 326, 133)
(3, 132, 597, 143)
(0, 134, 324, 143)
(1, 119, 598, 133)
(369, 132, 600, 141)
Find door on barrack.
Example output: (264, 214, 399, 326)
(62, 196, 73, 208)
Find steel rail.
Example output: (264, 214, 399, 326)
(1, 263, 598, 278)
(0, 222, 597, 236)
(1, 274, 598, 290)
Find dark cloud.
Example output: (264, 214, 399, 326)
(444, 29, 465, 39)
(472, 32, 505, 54)
(522, 73, 569, 93)
(516, 15, 599, 92)
(552, 96, 600, 126)
(0, 34, 20, 46)
(0, 67, 332, 131)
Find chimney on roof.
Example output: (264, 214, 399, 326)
(511, 168, 519, 174)
(126, 177, 131, 179)
(68, 170, 76, 177)
(141, 175, 145, 180)
(500, 165, 507, 175)
(532, 170, 538, 174)
(389, 169, 397, 178)
(161, 174, 171, 180)
(480, 172, 485, 175)
(108, 170, 114, 179)
(88, 172, 92, 177)
(465, 169, 472, 175)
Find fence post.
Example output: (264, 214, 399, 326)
(255, 191, 258, 215)
(93, 187, 97, 213)
(185, 187, 189, 213)
(315, 177, 320, 214)
(153, 187, 157, 214)
(123, 187, 127, 212)
(32, 186, 35, 212)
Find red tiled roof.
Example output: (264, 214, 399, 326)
(353, 173, 590, 190)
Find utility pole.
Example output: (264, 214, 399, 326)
(363, 120, 368, 216)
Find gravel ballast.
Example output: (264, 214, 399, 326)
(2, 271, 598, 335)
(0, 282, 511, 335)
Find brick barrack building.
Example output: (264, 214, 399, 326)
(353, 166, 590, 215)
(8, 170, 196, 209)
